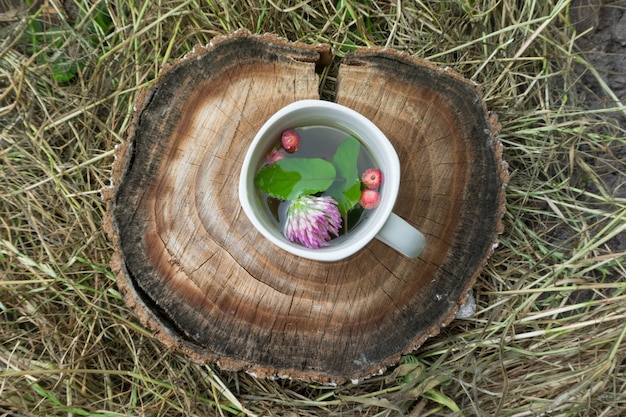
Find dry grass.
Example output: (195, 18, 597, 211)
(1, 0, 625, 415)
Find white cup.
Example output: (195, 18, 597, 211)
(238, 100, 426, 262)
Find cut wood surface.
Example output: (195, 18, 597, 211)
(104, 30, 507, 383)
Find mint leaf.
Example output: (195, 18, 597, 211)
(326, 136, 362, 216)
(254, 158, 336, 200)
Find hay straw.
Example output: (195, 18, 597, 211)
(1, 0, 624, 415)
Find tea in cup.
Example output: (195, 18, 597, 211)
(238, 100, 425, 262)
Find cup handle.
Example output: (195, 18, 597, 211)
(375, 213, 426, 258)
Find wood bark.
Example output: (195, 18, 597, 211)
(104, 30, 507, 383)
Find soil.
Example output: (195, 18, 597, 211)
(572, 0, 626, 113)
(570, 0, 626, 253)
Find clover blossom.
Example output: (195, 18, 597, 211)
(284, 195, 342, 249)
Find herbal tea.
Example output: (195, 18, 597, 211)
(253, 125, 383, 249)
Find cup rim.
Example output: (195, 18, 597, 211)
(238, 99, 400, 262)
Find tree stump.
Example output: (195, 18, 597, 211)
(104, 30, 508, 383)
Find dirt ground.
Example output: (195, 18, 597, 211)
(571, 0, 626, 252)
(573, 0, 626, 111)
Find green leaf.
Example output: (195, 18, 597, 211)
(51, 60, 81, 83)
(422, 389, 461, 412)
(345, 204, 365, 232)
(328, 180, 362, 219)
(94, 1, 114, 32)
(32, 383, 62, 406)
(254, 158, 336, 200)
(326, 136, 362, 216)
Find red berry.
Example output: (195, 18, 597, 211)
(281, 129, 300, 153)
(266, 148, 286, 164)
(361, 168, 382, 189)
(360, 189, 380, 209)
